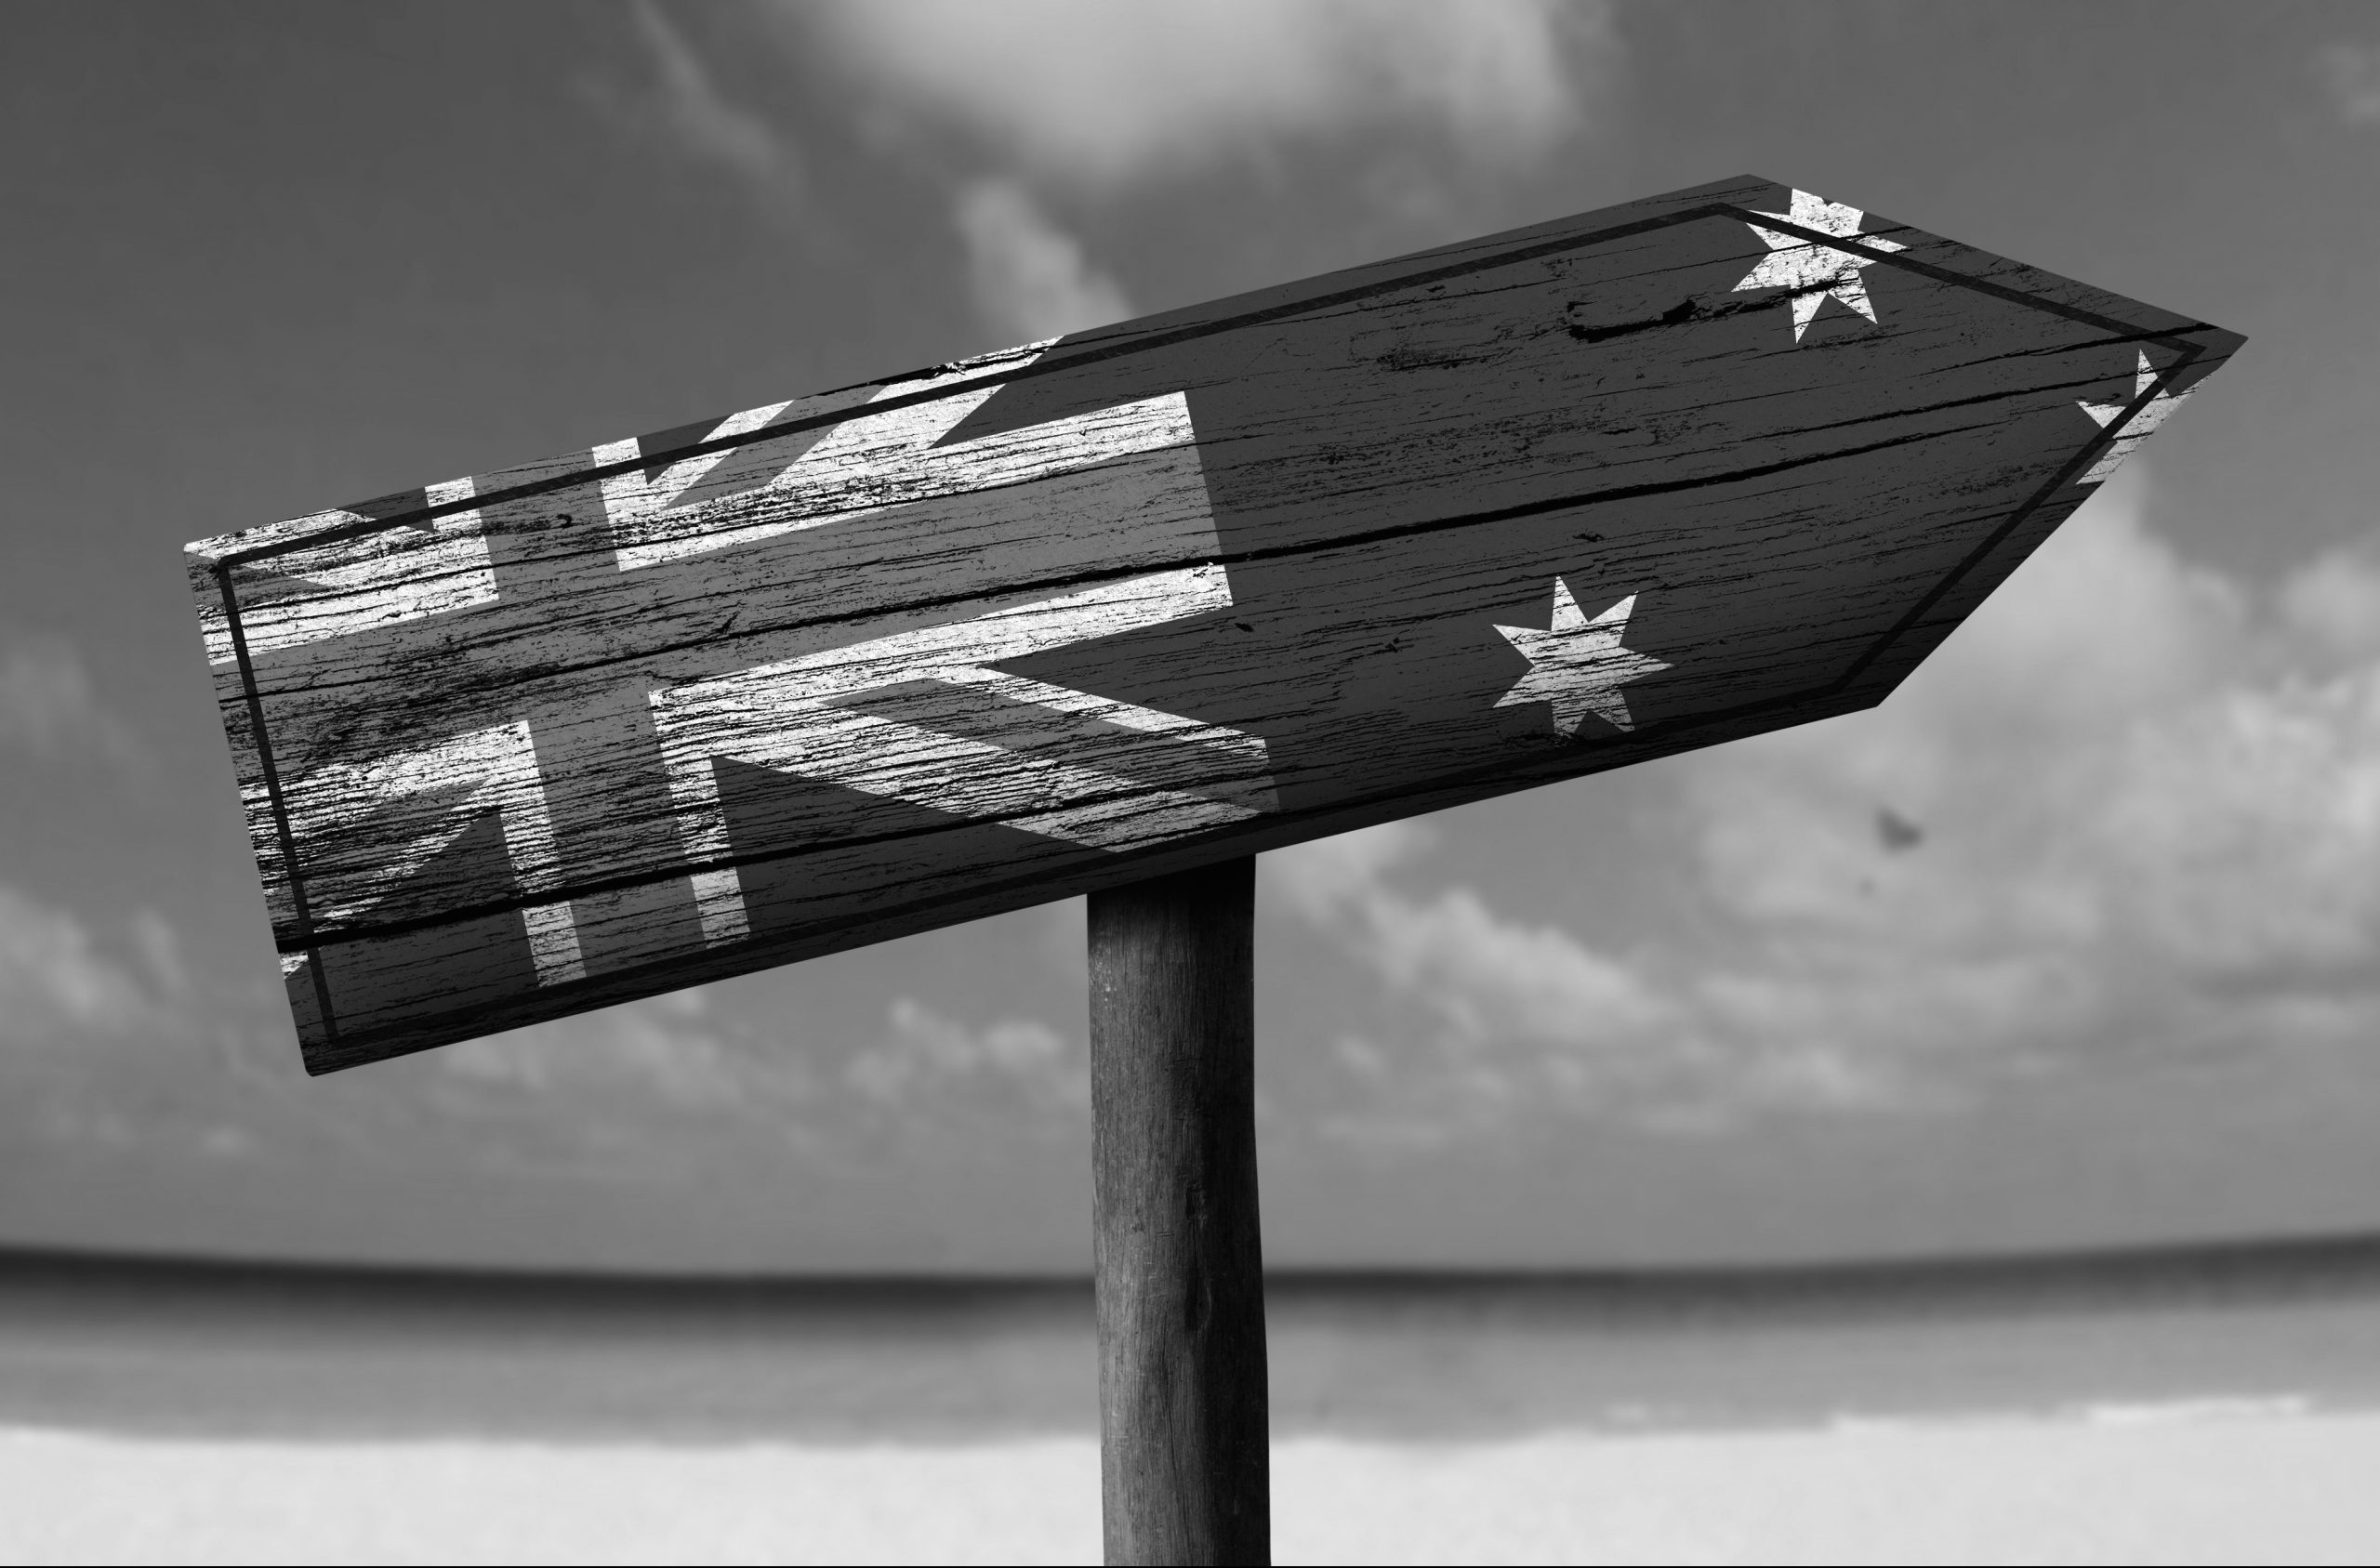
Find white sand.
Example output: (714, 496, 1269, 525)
(6, 1406, 2377, 1565)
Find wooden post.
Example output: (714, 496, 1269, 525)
(1088, 855, 1270, 1566)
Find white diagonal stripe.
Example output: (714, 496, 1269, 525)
(608, 354, 1197, 573)
(942, 668, 1269, 767)
(772, 705, 1263, 850)
(593, 400, 795, 531)
(275, 718, 583, 984)
(720, 565, 1234, 705)
(193, 477, 499, 666)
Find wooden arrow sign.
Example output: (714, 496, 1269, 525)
(187, 174, 2241, 1074)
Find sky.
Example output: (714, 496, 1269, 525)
(3, 0, 2379, 1272)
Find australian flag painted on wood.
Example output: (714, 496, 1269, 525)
(186, 175, 2241, 1074)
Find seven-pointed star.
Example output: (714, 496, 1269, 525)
(1493, 580, 1671, 736)
(2076, 349, 2192, 484)
(1732, 189, 1907, 342)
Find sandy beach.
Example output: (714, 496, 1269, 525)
(9, 1407, 2380, 1565)
(8, 1244, 2380, 1562)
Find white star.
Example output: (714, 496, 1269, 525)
(2075, 349, 2192, 484)
(1493, 581, 1670, 736)
(1732, 189, 1907, 343)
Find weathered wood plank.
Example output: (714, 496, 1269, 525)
(184, 173, 2242, 1073)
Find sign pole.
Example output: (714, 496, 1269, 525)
(1088, 854, 1270, 1566)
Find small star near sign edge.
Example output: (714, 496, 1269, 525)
(2075, 349, 2194, 485)
(1731, 188, 1907, 344)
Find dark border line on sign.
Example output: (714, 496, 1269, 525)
(1828, 346, 2205, 692)
(283, 321, 2189, 1004)
(303, 335, 2199, 1065)
(214, 562, 339, 1046)
(262, 345, 2225, 958)
(273, 764, 1289, 951)
(293, 686, 1842, 1065)
(297, 558, 2092, 1065)
(257, 375, 2091, 714)
(237, 351, 2155, 712)
(1725, 208, 2167, 337)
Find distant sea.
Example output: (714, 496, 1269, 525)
(7, 1233, 2380, 1442)
(12, 1239, 2380, 1562)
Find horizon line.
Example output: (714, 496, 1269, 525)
(9, 1225, 2380, 1307)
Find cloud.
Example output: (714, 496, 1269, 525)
(432, 990, 1084, 1122)
(0, 885, 171, 1039)
(1268, 819, 1862, 1139)
(409, 985, 1086, 1177)
(1272, 822, 1670, 1050)
(597, 1, 809, 223)
(951, 179, 1134, 342)
(1273, 471, 2380, 1135)
(845, 997, 1087, 1113)
(2317, 42, 2380, 125)
(0, 639, 145, 770)
(0, 889, 323, 1171)
(1682, 475, 2380, 1035)
(798, 0, 1613, 188)
(437, 987, 788, 1116)
(2281, 541, 2380, 661)
(389, 987, 826, 1181)
(1267, 822, 1689, 1147)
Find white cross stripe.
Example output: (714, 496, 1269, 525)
(687, 867, 751, 948)
(519, 901, 588, 986)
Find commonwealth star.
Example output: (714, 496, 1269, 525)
(1493, 581, 1670, 736)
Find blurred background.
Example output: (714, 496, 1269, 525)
(6, 2, 2380, 1561)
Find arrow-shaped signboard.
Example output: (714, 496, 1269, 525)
(187, 175, 2241, 1075)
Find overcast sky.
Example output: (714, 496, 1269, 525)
(4, 0, 2379, 1272)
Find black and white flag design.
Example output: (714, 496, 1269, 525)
(187, 175, 2241, 1073)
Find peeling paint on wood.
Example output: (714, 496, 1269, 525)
(183, 174, 2242, 1074)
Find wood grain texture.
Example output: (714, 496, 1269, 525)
(181, 173, 2245, 1072)
(1089, 857, 1267, 1566)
